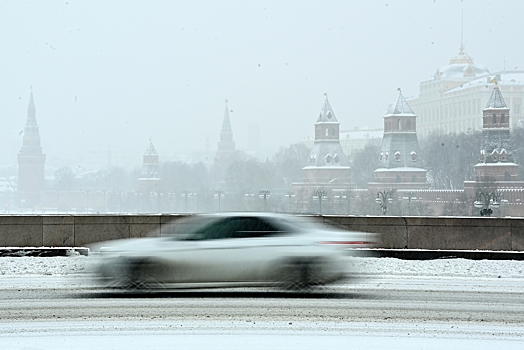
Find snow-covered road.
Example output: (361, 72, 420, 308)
(1, 256, 523, 349)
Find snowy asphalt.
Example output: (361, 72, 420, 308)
(0, 256, 523, 349)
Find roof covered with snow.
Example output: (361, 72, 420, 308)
(485, 86, 507, 109)
(434, 46, 490, 80)
(386, 91, 416, 116)
(316, 95, 339, 123)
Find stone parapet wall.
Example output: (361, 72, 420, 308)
(0, 214, 523, 251)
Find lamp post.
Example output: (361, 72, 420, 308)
(214, 190, 225, 212)
(375, 190, 393, 215)
(181, 191, 196, 213)
(285, 191, 295, 213)
(400, 191, 417, 216)
(474, 191, 501, 217)
(244, 193, 255, 211)
(334, 191, 351, 215)
(259, 190, 271, 212)
(313, 190, 328, 215)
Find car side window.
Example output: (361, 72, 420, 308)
(230, 217, 283, 238)
(177, 216, 289, 241)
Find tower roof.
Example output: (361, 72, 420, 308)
(386, 90, 416, 116)
(485, 85, 507, 109)
(221, 105, 233, 134)
(26, 90, 38, 128)
(316, 94, 338, 123)
(144, 138, 157, 156)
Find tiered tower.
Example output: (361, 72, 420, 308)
(301, 94, 350, 183)
(369, 90, 429, 191)
(17, 90, 46, 210)
(137, 138, 160, 193)
(472, 84, 520, 184)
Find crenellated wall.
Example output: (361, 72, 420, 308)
(0, 215, 523, 251)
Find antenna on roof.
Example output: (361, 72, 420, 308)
(324, 92, 328, 101)
(397, 87, 402, 94)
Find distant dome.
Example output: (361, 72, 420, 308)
(434, 46, 490, 79)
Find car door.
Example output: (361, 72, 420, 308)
(197, 216, 291, 283)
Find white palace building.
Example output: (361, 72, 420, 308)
(408, 44, 524, 136)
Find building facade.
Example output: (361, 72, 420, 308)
(408, 45, 524, 136)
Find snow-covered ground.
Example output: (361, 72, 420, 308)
(1, 255, 523, 278)
(1, 256, 523, 350)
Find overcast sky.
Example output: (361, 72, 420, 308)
(1, 0, 522, 170)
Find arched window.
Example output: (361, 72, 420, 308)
(501, 114, 505, 124)
(505, 172, 511, 181)
(411, 175, 417, 182)
(395, 175, 401, 183)
(410, 151, 417, 161)
(394, 151, 401, 161)
(325, 128, 329, 137)
(397, 119, 402, 130)
(406, 119, 412, 130)
(492, 113, 497, 124)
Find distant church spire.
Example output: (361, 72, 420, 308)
(216, 99, 235, 161)
(18, 89, 46, 209)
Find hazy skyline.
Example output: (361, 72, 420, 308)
(1, 0, 523, 170)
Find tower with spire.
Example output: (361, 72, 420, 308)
(471, 83, 520, 184)
(293, 95, 351, 212)
(369, 90, 429, 191)
(17, 90, 46, 210)
(216, 100, 235, 161)
(137, 138, 160, 191)
(302, 94, 349, 180)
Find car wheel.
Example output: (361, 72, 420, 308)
(277, 258, 323, 291)
(122, 258, 164, 291)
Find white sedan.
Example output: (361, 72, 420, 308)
(94, 213, 378, 291)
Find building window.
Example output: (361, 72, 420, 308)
(505, 172, 511, 181)
(500, 149, 508, 162)
(407, 119, 412, 130)
(491, 149, 499, 162)
(325, 128, 328, 137)
(501, 114, 505, 124)
(394, 151, 401, 161)
(410, 151, 417, 161)
(397, 119, 402, 131)
(492, 113, 497, 124)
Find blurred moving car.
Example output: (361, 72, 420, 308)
(94, 213, 378, 291)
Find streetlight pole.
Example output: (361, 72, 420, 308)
(400, 191, 416, 216)
(313, 190, 327, 215)
(259, 190, 271, 212)
(285, 191, 295, 213)
(214, 190, 225, 212)
(375, 190, 393, 215)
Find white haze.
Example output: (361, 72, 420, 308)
(0, 0, 522, 169)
